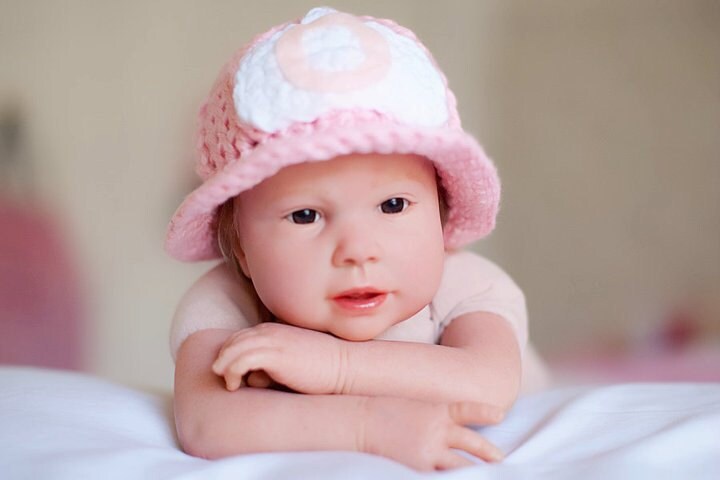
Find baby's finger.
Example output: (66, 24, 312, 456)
(448, 401, 505, 426)
(434, 451, 475, 470)
(447, 426, 504, 463)
(212, 342, 259, 375)
(223, 373, 245, 391)
(213, 334, 267, 375)
(212, 353, 234, 375)
(215, 357, 258, 391)
(213, 336, 253, 374)
(222, 347, 274, 386)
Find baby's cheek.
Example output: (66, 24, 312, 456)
(412, 256, 444, 304)
(259, 274, 328, 330)
(251, 266, 303, 315)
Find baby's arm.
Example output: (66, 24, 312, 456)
(175, 328, 505, 470)
(213, 313, 520, 410)
(339, 312, 521, 409)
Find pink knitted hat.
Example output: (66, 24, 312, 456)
(166, 7, 500, 261)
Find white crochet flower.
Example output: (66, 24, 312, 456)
(233, 7, 448, 132)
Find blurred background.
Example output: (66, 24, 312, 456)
(0, 0, 718, 392)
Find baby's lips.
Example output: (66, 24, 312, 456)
(332, 287, 386, 299)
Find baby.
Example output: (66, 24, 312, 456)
(166, 7, 547, 471)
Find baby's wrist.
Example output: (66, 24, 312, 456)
(354, 396, 373, 454)
(355, 396, 401, 456)
(333, 339, 354, 395)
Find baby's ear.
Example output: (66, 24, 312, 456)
(233, 244, 251, 278)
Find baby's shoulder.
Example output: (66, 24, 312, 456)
(433, 250, 528, 347)
(441, 250, 507, 282)
(170, 263, 262, 361)
(177, 263, 260, 321)
(436, 250, 524, 304)
(193, 262, 248, 294)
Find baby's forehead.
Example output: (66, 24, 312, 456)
(273, 153, 434, 185)
(239, 153, 437, 200)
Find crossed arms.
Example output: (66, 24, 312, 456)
(174, 312, 521, 470)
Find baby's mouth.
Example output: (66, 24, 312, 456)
(332, 289, 388, 311)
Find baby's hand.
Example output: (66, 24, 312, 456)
(212, 323, 345, 394)
(361, 397, 505, 471)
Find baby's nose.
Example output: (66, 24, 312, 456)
(331, 224, 381, 267)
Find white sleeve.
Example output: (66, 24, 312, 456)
(169, 263, 262, 362)
(431, 251, 528, 352)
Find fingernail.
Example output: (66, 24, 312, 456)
(490, 407, 505, 422)
(491, 448, 505, 462)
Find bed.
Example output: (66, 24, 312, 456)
(1, 365, 718, 479)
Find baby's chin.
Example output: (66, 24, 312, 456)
(270, 317, 387, 342)
(273, 307, 424, 342)
(330, 317, 415, 342)
(333, 329, 383, 342)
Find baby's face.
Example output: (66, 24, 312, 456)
(233, 153, 445, 341)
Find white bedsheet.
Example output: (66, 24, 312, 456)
(1, 366, 718, 479)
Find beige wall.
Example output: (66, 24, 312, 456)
(1, 0, 718, 391)
(485, 1, 720, 352)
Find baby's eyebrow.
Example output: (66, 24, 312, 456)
(266, 191, 324, 209)
(375, 178, 435, 191)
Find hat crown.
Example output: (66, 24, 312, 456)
(195, 7, 459, 180)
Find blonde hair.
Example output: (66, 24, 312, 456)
(217, 197, 244, 277)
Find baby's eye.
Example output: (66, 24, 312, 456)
(380, 197, 409, 214)
(287, 209, 321, 224)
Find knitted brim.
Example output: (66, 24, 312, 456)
(165, 119, 499, 262)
